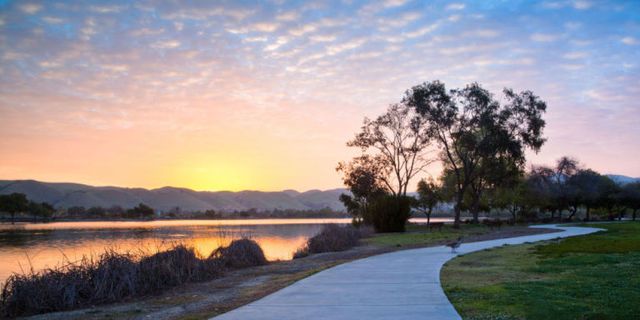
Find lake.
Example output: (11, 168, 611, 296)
(0, 217, 451, 283)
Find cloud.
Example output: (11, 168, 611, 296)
(276, 11, 299, 22)
(20, 3, 42, 14)
(42, 16, 64, 24)
(563, 51, 587, 59)
(446, 3, 466, 10)
(326, 38, 367, 55)
(405, 23, 440, 38)
(89, 5, 124, 13)
(530, 33, 560, 42)
(289, 24, 316, 36)
(152, 40, 181, 49)
(621, 37, 638, 45)
(572, 1, 592, 10)
(309, 34, 337, 42)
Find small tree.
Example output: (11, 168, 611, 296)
(619, 182, 640, 220)
(28, 201, 55, 222)
(0, 193, 30, 224)
(413, 178, 441, 228)
(127, 203, 155, 219)
(337, 155, 387, 226)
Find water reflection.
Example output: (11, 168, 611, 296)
(0, 218, 451, 283)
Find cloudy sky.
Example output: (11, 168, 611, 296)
(0, 0, 639, 191)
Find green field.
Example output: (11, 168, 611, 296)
(441, 222, 640, 320)
(366, 223, 493, 247)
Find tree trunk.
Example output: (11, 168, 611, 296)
(471, 202, 480, 224)
(568, 206, 577, 221)
(585, 206, 590, 221)
(426, 208, 432, 228)
(11, 212, 15, 225)
(633, 209, 637, 221)
(453, 193, 463, 229)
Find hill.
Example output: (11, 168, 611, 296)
(606, 174, 640, 185)
(0, 180, 347, 213)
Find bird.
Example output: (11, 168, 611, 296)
(446, 237, 463, 253)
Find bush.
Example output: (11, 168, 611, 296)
(0, 239, 265, 317)
(369, 195, 412, 232)
(293, 224, 363, 258)
(210, 239, 267, 269)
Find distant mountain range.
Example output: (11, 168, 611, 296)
(606, 174, 640, 185)
(0, 180, 347, 213)
(2, 175, 637, 213)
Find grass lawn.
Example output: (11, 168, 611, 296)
(367, 223, 501, 247)
(441, 222, 640, 320)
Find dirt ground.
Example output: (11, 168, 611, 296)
(27, 226, 557, 320)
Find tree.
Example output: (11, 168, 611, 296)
(551, 157, 580, 220)
(568, 169, 605, 221)
(337, 155, 387, 226)
(413, 178, 441, 228)
(403, 81, 547, 227)
(339, 103, 434, 232)
(343, 103, 434, 197)
(28, 201, 55, 222)
(619, 182, 640, 220)
(0, 193, 30, 224)
(492, 174, 527, 222)
(127, 203, 155, 219)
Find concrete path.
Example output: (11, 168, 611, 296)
(213, 224, 603, 320)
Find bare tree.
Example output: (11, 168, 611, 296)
(342, 103, 434, 198)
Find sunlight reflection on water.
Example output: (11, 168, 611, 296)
(0, 218, 450, 283)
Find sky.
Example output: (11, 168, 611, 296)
(0, 0, 639, 192)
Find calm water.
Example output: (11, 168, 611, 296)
(0, 218, 450, 283)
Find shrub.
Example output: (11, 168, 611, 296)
(0, 239, 265, 318)
(293, 224, 363, 258)
(369, 195, 412, 232)
(210, 239, 267, 269)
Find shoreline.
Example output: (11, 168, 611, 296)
(24, 224, 559, 320)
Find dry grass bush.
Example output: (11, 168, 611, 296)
(0, 238, 264, 318)
(210, 239, 267, 269)
(293, 224, 363, 259)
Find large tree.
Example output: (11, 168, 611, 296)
(339, 103, 435, 232)
(342, 103, 433, 197)
(403, 81, 546, 227)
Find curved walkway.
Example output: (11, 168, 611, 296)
(213, 224, 603, 320)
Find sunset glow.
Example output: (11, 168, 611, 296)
(1, 0, 639, 191)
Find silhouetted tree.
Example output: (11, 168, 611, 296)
(403, 81, 547, 227)
(619, 182, 640, 220)
(28, 201, 55, 222)
(413, 178, 441, 228)
(337, 156, 387, 226)
(127, 203, 155, 219)
(343, 103, 434, 197)
(0, 193, 30, 224)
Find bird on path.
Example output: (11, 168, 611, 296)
(446, 237, 463, 253)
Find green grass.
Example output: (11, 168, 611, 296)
(366, 223, 492, 247)
(441, 222, 640, 320)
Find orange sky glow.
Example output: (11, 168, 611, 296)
(1, 1, 639, 192)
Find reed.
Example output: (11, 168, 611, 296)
(0, 239, 265, 318)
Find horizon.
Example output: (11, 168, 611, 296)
(1, 0, 639, 191)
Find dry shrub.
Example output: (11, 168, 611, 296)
(210, 238, 267, 269)
(293, 224, 362, 259)
(0, 239, 264, 318)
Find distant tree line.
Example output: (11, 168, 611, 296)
(0, 193, 55, 223)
